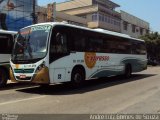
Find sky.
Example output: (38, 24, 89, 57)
(38, 0, 160, 33)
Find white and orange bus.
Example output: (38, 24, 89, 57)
(10, 22, 147, 87)
(0, 30, 17, 87)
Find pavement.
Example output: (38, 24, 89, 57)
(0, 66, 160, 115)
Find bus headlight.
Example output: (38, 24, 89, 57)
(36, 62, 46, 73)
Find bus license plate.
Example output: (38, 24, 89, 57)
(20, 75, 26, 79)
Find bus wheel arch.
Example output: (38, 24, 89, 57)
(71, 65, 86, 87)
(124, 64, 132, 78)
(0, 67, 9, 87)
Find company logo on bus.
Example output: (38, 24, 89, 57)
(84, 52, 110, 69)
(15, 64, 19, 69)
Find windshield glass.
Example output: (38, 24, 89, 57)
(11, 25, 52, 62)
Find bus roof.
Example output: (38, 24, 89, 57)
(22, 22, 145, 42)
(0, 30, 17, 35)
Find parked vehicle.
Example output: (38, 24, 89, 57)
(10, 22, 147, 87)
(0, 30, 17, 87)
(148, 59, 158, 66)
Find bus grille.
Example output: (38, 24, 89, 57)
(14, 69, 34, 73)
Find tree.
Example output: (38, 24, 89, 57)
(139, 32, 160, 62)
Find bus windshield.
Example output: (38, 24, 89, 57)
(11, 25, 52, 63)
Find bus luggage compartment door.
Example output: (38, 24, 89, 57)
(53, 68, 66, 83)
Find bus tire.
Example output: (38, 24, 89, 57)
(124, 64, 132, 78)
(0, 68, 8, 88)
(71, 67, 85, 88)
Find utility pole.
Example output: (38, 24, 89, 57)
(47, 2, 56, 22)
(32, 0, 37, 24)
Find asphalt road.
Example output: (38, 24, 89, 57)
(0, 66, 160, 115)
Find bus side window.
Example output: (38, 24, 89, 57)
(55, 32, 67, 53)
(71, 29, 86, 52)
(8, 36, 13, 53)
(132, 41, 140, 54)
(0, 34, 13, 54)
(50, 31, 67, 54)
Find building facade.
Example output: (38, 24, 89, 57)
(121, 11, 149, 38)
(36, 5, 88, 27)
(56, 0, 121, 32)
(37, 0, 150, 38)
(0, 0, 36, 31)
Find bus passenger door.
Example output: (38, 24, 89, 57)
(49, 26, 71, 83)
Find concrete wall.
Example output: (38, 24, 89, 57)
(37, 1, 150, 38)
(56, 0, 92, 11)
(88, 21, 121, 32)
(56, 0, 121, 32)
(121, 10, 150, 38)
(56, 11, 88, 26)
(62, 6, 98, 15)
(36, 6, 87, 26)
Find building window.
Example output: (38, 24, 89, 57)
(102, 15, 105, 22)
(92, 13, 98, 21)
(146, 30, 149, 34)
(117, 21, 120, 26)
(115, 20, 120, 26)
(105, 16, 108, 22)
(99, 14, 102, 21)
(95, 13, 120, 27)
(108, 18, 110, 23)
(93, 0, 98, 5)
(78, 14, 87, 18)
(123, 21, 128, 31)
(111, 19, 113, 24)
(132, 24, 136, 33)
(136, 28, 139, 33)
(140, 28, 143, 35)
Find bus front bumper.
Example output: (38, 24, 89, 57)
(10, 67, 50, 84)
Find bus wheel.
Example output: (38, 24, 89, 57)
(124, 64, 132, 78)
(0, 69, 8, 88)
(71, 68, 85, 88)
